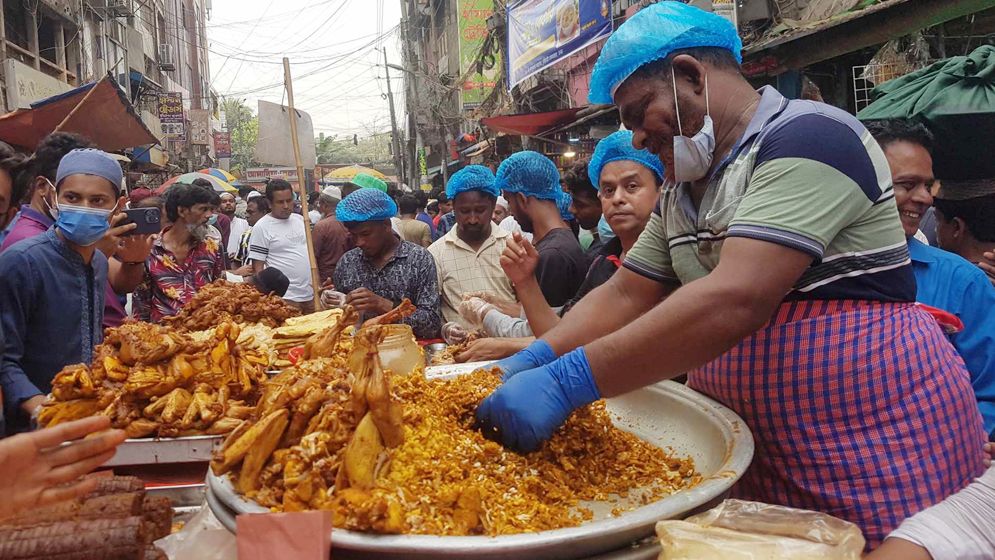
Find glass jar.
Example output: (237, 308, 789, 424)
(374, 324, 424, 377)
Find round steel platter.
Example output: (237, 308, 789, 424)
(208, 364, 753, 559)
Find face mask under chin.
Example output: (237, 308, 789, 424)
(671, 69, 716, 183)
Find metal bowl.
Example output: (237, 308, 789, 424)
(208, 363, 754, 559)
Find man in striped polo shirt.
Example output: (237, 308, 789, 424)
(475, 2, 987, 547)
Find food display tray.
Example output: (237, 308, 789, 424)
(105, 435, 223, 467)
(207, 362, 753, 560)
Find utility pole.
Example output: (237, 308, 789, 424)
(383, 47, 406, 187)
(399, 0, 421, 190)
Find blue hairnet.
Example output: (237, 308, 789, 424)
(597, 215, 616, 242)
(446, 165, 499, 199)
(588, 130, 665, 189)
(557, 191, 574, 221)
(336, 187, 398, 223)
(588, 2, 743, 104)
(496, 151, 561, 201)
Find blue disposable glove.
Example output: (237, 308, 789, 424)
(476, 347, 601, 453)
(493, 339, 557, 380)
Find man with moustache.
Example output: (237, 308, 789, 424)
(427, 165, 516, 328)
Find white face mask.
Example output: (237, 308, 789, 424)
(672, 68, 716, 183)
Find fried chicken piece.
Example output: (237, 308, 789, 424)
(51, 364, 98, 401)
(211, 409, 289, 476)
(364, 298, 416, 327)
(124, 355, 194, 400)
(115, 323, 191, 366)
(37, 398, 103, 427)
(303, 306, 358, 360)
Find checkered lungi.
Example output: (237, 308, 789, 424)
(688, 300, 987, 547)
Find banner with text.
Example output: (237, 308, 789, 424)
(157, 92, 184, 136)
(214, 131, 232, 158)
(458, 0, 499, 110)
(507, 0, 612, 89)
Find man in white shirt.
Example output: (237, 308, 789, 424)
(220, 192, 249, 261)
(247, 179, 315, 313)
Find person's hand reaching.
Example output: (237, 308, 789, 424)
(0, 416, 126, 521)
(458, 297, 496, 327)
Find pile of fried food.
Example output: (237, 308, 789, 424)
(39, 320, 275, 438)
(162, 280, 300, 331)
(212, 327, 699, 536)
(0, 475, 171, 559)
(271, 309, 354, 369)
(429, 330, 484, 365)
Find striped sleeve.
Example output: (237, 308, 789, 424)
(728, 113, 887, 258)
(623, 210, 680, 284)
(246, 219, 270, 262)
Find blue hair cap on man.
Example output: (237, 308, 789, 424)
(446, 165, 499, 199)
(588, 130, 665, 189)
(336, 187, 398, 223)
(56, 148, 123, 191)
(496, 151, 561, 201)
(588, 1, 742, 104)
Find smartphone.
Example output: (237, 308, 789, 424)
(120, 207, 163, 235)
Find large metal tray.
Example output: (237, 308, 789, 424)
(105, 435, 223, 466)
(207, 363, 754, 559)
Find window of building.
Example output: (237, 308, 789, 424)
(4, 0, 29, 51)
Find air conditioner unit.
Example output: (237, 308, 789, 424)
(158, 43, 175, 71)
(106, 0, 133, 18)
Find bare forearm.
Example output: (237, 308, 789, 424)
(516, 276, 560, 337)
(107, 260, 144, 294)
(866, 539, 932, 560)
(252, 260, 266, 274)
(586, 275, 770, 397)
(543, 269, 667, 356)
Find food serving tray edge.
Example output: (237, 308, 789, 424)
(206, 362, 754, 560)
(105, 434, 223, 466)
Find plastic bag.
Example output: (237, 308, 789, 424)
(155, 503, 237, 560)
(656, 499, 865, 559)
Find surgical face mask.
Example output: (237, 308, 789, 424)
(672, 68, 716, 183)
(207, 214, 218, 226)
(42, 178, 59, 220)
(55, 201, 115, 246)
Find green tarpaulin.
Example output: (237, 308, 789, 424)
(858, 45, 995, 180)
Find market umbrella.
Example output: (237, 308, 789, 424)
(155, 172, 239, 195)
(858, 45, 995, 180)
(324, 165, 386, 181)
(198, 167, 238, 183)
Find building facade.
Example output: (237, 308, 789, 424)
(0, 0, 218, 171)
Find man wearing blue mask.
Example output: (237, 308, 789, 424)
(0, 148, 124, 433)
(476, 1, 987, 548)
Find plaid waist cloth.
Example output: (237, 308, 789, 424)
(688, 300, 987, 548)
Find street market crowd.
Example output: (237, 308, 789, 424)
(0, 2, 993, 558)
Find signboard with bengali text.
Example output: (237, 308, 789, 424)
(157, 92, 184, 136)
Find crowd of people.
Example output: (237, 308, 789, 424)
(0, 1, 993, 555)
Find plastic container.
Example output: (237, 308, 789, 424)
(375, 324, 424, 377)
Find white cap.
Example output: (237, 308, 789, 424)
(321, 185, 342, 202)
(247, 190, 263, 200)
(495, 195, 508, 209)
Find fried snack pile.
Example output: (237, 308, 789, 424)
(39, 321, 272, 438)
(0, 476, 171, 559)
(214, 333, 699, 537)
(271, 308, 357, 368)
(162, 280, 300, 331)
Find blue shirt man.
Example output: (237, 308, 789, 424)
(0, 148, 122, 433)
(909, 238, 995, 436)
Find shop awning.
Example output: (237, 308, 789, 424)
(741, 0, 987, 76)
(0, 75, 159, 151)
(481, 107, 586, 136)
